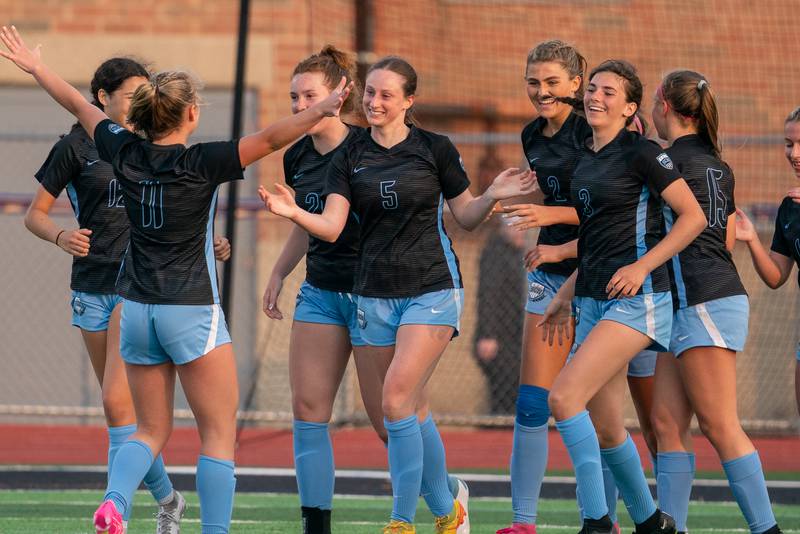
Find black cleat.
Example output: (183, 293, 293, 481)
(633, 509, 676, 534)
(760, 526, 783, 534)
(301, 506, 331, 534)
(579, 515, 613, 534)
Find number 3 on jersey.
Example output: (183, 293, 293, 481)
(380, 180, 398, 209)
(141, 180, 164, 229)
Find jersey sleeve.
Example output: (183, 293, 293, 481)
(94, 119, 139, 164)
(431, 136, 471, 199)
(283, 147, 296, 187)
(770, 198, 792, 257)
(34, 136, 80, 198)
(323, 147, 352, 202)
(633, 141, 682, 196)
(190, 140, 245, 185)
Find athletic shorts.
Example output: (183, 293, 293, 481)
(356, 288, 464, 347)
(574, 292, 673, 352)
(525, 269, 569, 315)
(293, 281, 365, 346)
(628, 350, 657, 378)
(120, 299, 231, 365)
(669, 295, 749, 357)
(70, 291, 123, 332)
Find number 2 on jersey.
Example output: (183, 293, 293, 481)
(141, 180, 164, 229)
(380, 180, 398, 210)
(546, 175, 567, 202)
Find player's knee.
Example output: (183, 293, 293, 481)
(135, 420, 172, 450)
(292, 396, 332, 423)
(595, 425, 626, 449)
(651, 404, 685, 449)
(382, 384, 414, 421)
(547, 386, 573, 421)
(101, 390, 135, 426)
(516, 384, 551, 427)
(696, 414, 741, 448)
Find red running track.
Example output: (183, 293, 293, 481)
(1, 425, 798, 473)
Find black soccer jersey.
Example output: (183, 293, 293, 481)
(284, 127, 361, 292)
(325, 126, 470, 298)
(664, 135, 746, 308)
(770, 196, 800, 287)
(35, 124, 130, 294)
(521, 112, 592, 277)
(93, 119, 244, 305)
(571, 129, 682, 300)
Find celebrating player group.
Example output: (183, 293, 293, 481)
(2, 22, 798, 534)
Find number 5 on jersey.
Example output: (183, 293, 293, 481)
(380, 180, 398, 209)
(141, 180, 164, 229)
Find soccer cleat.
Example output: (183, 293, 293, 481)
(612, 522, 621, 534)
(760, 527, 783, 534)
(94, 499, 124, 534)
(496, 524, 537, 533)
(155, 490, 186, 534)
(383, 520, 416, 533)
(434, 500, 466, 534)
(633, 509, 676, 534)
(578, 515, 613, 534)
(453, 478, 470, 533)
(301, 506, 332, 534)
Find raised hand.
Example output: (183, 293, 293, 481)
(0, 25, 42, 74)
(258, 183, 299, 220)
(486, 168, 536, 201)
(57, 228, 92, 257)
(315, 76, 354, 118)
(734, 207, 756, 242)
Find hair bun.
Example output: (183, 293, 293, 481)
(697, 79, 708, 90)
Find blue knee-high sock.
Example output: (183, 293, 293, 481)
(104, 439, 154, 518)
(600, 435, 657, 524)
(419, 415, 454, 517)
(656, 452, 695, 532)
(107, 425, 174, 511)
(293, 420, 334, 510)
(511, 385, 550, 524)
(386, 416, 423, 523)
(197, 455, 236, 534)
(556, 411, 607, 520)
(722, 452, 777, 534)
(577, 456, 619, 523)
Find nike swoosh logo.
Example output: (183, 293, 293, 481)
(353, 166, 368, 173)
(293, 173, 303, 182)
(614, 307, 632, 315)
(529, 157, 539, 166)
(87, 160, 100, 166)
(677, 334, 690, 342)
(431, 308, 445, 314)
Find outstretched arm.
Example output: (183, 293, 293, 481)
(735, 208, 794, 288)
(447, 168, 536, 231)
(259, 184, 350, 243)
(0, 26, 107, 139)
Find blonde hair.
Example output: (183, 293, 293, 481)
(127, 71, 201, 141)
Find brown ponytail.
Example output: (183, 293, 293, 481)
(293, 45, 361, 116)
(127, 71, 200, 141)
(660, 70, 721, 157)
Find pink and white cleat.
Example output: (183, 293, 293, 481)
(94, 499, 125, 534)
(611, 522, 621, 534)
(496, 524, 537, 534)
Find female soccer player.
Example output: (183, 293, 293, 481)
(260, 55, 534, 534)
(0, 25, 350, 534)
(23, 56, 223, 533)
(539, 59, 707, 534)
(737, 107, 800, 420)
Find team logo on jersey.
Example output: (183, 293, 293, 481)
(528, 281, 546, 302)
(108, 123, 126, 135)
(71, 296, 86, 316)
(357, 308, 367, 329)
(656, 153, 674, 170)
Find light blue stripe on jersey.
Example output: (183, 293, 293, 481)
(636, 186, 653, 293)
(662, 206, 688, 308)
(436, 193, 461, 288)
(66, 182, 80, 218)
(205, 188, 220, 304)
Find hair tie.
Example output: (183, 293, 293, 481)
(697, 79, 708, 90)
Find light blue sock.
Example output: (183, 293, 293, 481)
(197, 455, 236, 534)
(555, 411, 607, 520)
(511, 421, 548, 524)
(577, 456, 619, 523)
(600, 435, 657, 524)
(107, 425, 174, 510)
(293, 420, 334, 510)
(419, 415, 454, 517)
(447, 475, 460, 498)
(656, 452, 695, 532)
(386, 415, 423, 523)
(722, 452, 777, 534)
(104, 439, 154, 518)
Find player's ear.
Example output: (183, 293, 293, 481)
(97, 89, 110, 108)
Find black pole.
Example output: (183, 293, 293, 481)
(221, 0, 251, 327)
(355, 0, 374, 84)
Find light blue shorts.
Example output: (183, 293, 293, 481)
(120, 299, 231, 365)
(574, 292, 673, 352)
(628, 350, 657, 378)
(525, 270, 569, 315)
(669, 295, 749, 357)
(356, 288, 464, 347)
(293, 281, 365, 346)
(70, 291, 123, 332)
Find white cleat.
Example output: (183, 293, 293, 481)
(454, 478, 470, 534)
(155, 490, 186, 534)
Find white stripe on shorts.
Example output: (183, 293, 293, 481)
(203, 304, 220, 355)
(454, 290, 462, 332)
(644, 293, 655, 339)
(696, 302, 727, 348)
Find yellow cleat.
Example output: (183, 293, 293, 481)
(383, 519, 416, 533)
(434, 500, 467, 534)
